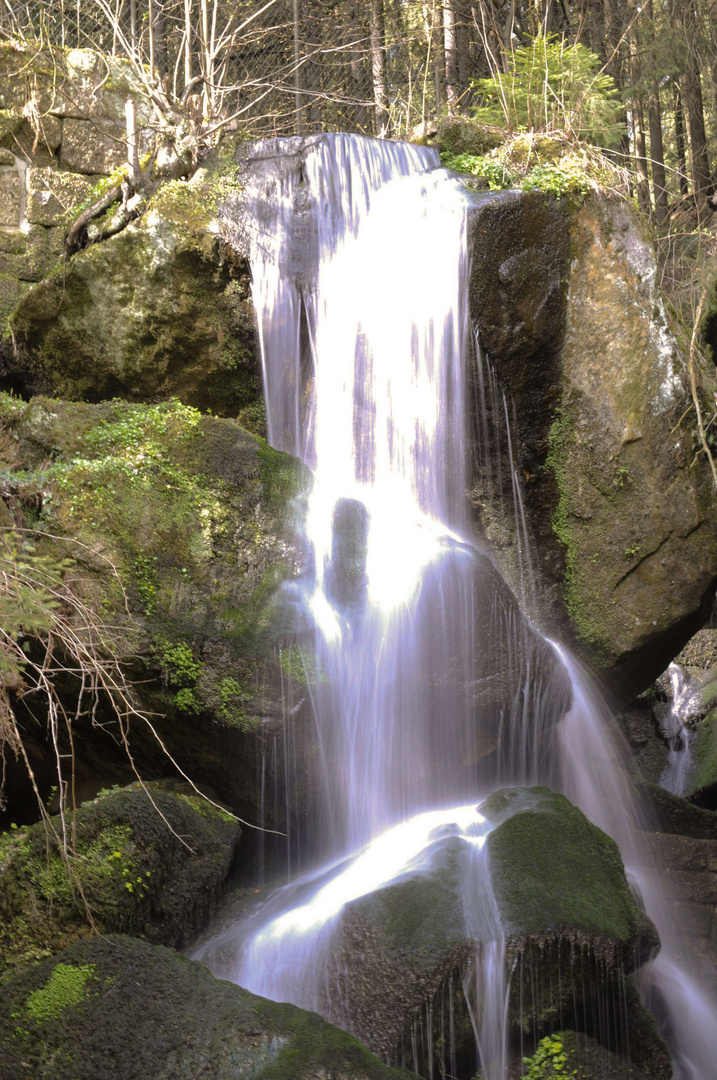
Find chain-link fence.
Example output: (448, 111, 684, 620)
(0, 0, 492, 138)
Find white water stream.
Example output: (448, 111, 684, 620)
(198, 134, 717, 1079)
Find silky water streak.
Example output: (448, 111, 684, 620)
(198, 135, 515, 1080)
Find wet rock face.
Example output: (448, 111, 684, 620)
(319, 787, 661, 1075)
(0, 935, 418, 1080)
(468, 192, 717, 701)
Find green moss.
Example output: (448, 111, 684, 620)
(278, 644, 323, 687)
(0, 271, 30, 339)
(257, 439, 307, 515)
(23, 963, 96, 1023)
(157, 638, 204, 712)
(214, 675, 260, 729)
(485, 787, 638, 944)
(545, 407, 611, 662)
(0, 784, 240, 981)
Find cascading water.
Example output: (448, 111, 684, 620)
(659, 662, 700, 797)
(198, 134, 717, 1080)
(552, 645, 717, 1080)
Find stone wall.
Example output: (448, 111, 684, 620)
(0, 41, 148, 332)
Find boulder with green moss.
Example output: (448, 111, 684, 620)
(685, 709, 717, 807)
(468, 190, 717, 700)
(317, 787, 660, 1074)
(0, 782, 240, 981)
(0, 934, 418, 1080)
(5, 146, 263, 423)
(0, 393, 309, 824)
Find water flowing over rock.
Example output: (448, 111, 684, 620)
(316, 788, 660, 1073)
(5, 127, 717, 1080)
(189, 134, 711, 1080)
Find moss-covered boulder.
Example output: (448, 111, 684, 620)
(484, 787, 646, 947)
(0, 935, 418, 1080)
(0, 782, 240, 981)
(319, 787, 658, 1074)
(0, 394, 309, 825)
(468, 192, 717, 700)
(5, 146, 263, 425)
(685, 707, 717, 807)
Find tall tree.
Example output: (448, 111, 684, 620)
(444, 0, 459, 111)
(369, 0, 390, 135)
(671, 0, 711, 210)
(645, 1, 668, 222)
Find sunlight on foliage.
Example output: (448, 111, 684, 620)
(442, 132, 629, 201)
(471, 34, 624, 147)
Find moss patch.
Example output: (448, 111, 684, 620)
(0, 782, 240, 981)
(23, 963, 96, 1022)
(0, 935, 417, 1080)
(484, 786, 640, 946)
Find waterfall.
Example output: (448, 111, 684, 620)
(552, 645, 717, 1080)
(197, 133, 717, 1080)
(659, 662, 699, 797)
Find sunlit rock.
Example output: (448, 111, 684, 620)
(468, 192, 717, 700)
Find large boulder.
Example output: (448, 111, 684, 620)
(315, 787, 662, 1075)
(0, 935, 418, 1080)
(0, 782, 240, 981)
(4, 147, 263, 427)
(0, 394, 308, 827)
(468, 191, 717, 700)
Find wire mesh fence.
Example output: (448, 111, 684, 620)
(0, 0, 490, 138)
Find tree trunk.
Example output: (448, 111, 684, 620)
(681, 67, 711, 205)
(647, 85, 668, 223)
(645, 2, 668, 223)
(673, 83, 689, 196)
(632, 97, 652, 216)
(456, 0, 471, 110)
(369, 0, 390, 136)
(443, 0, 459, 112)
(671, 0, 711, 213)
(293, 0, 305, 135)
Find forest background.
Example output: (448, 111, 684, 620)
(2, 0, 715, 221)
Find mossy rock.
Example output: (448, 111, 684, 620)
(468, 191, 717, 699)
(0, 935, 418, 1080)
(514, 1027, 669, 1080)
(639, 781, 717, 838)
(4, 143, 263, 426)
(0, 395, 310, 823)
(685, 710, 717, 807)
(0, 782, 240, 981)
(318, 788, 655, 1071)
(428, 115, 504, 156)
(485, 786, 644, 947)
